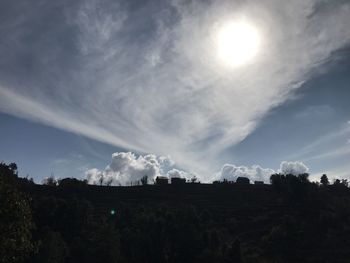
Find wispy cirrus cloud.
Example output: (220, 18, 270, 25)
(0, 0, 350, 180)
(287, 121, 350, 161)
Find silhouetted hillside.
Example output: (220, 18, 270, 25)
(2, 162, 350, 263)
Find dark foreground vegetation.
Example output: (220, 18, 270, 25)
(1, 163, 350, 263)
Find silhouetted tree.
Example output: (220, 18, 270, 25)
(334, 179, 341, 185)
(191, 176, 198, 183)
(99, 174, 104, 186)
(103, 178, 112, 186)
(270, 174, 283, 189)
(332, 179, 348, 187)
(341, 179, 349, 187)
(320, 174, 329, 186)
(298, 173, 309, 184)
(141, 175, 148, 185)
(42, 175, 57, 186)
(8, 162, 18, 173)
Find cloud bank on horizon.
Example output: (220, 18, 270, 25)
(86, 152, 197, 185)
(215, 160, 309, 183)
(0, 0, 350, 179)
(86, 151, 309, 185)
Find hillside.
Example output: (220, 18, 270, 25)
(2, 163, 350, 262)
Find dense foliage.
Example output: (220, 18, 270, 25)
(1, 163, 350, 262)
(0, 163, 34, 263)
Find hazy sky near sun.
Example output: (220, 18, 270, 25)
(1, 0, 350, 182)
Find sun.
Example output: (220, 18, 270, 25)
(216, 20, 260, 67)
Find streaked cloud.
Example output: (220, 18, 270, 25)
(0, 0, 350, 180)
(293, 105, 335, 120)
(287, 122, 350, 161)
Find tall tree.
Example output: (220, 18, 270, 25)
(320, 174, 329, 186)
(141, 175, 148, 185)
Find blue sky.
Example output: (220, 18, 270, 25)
(0, 0, 349, 184)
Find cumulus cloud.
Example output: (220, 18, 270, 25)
(87, 152, 310, 185)
(279, 161, 309, 175)
(217, 164, 275, 183)
(167, 168, 196, 180)
(86, 152, 189, 185)
(0, 0, 350, 178)
(217, 161, 309, 183)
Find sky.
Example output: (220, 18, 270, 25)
(0, 0, 349, 184)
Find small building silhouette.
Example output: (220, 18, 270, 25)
(171, 177, 186, 185)
(254, 181, 264, 185)
(155, 176, 168, 185)
(236, 177, 250, 185)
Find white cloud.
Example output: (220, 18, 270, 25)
(216, 161, 309, 183)
(89, 152, 312, 184)
(279, 161, 309, 175)
(217, 163, 275, 183)
(86, 152, 187, 185)
(86, 168, 104, 185)
(0, 0, 350, 178)
(167, 168, 196, 179)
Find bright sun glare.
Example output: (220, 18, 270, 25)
(217, 21, 260, 67)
